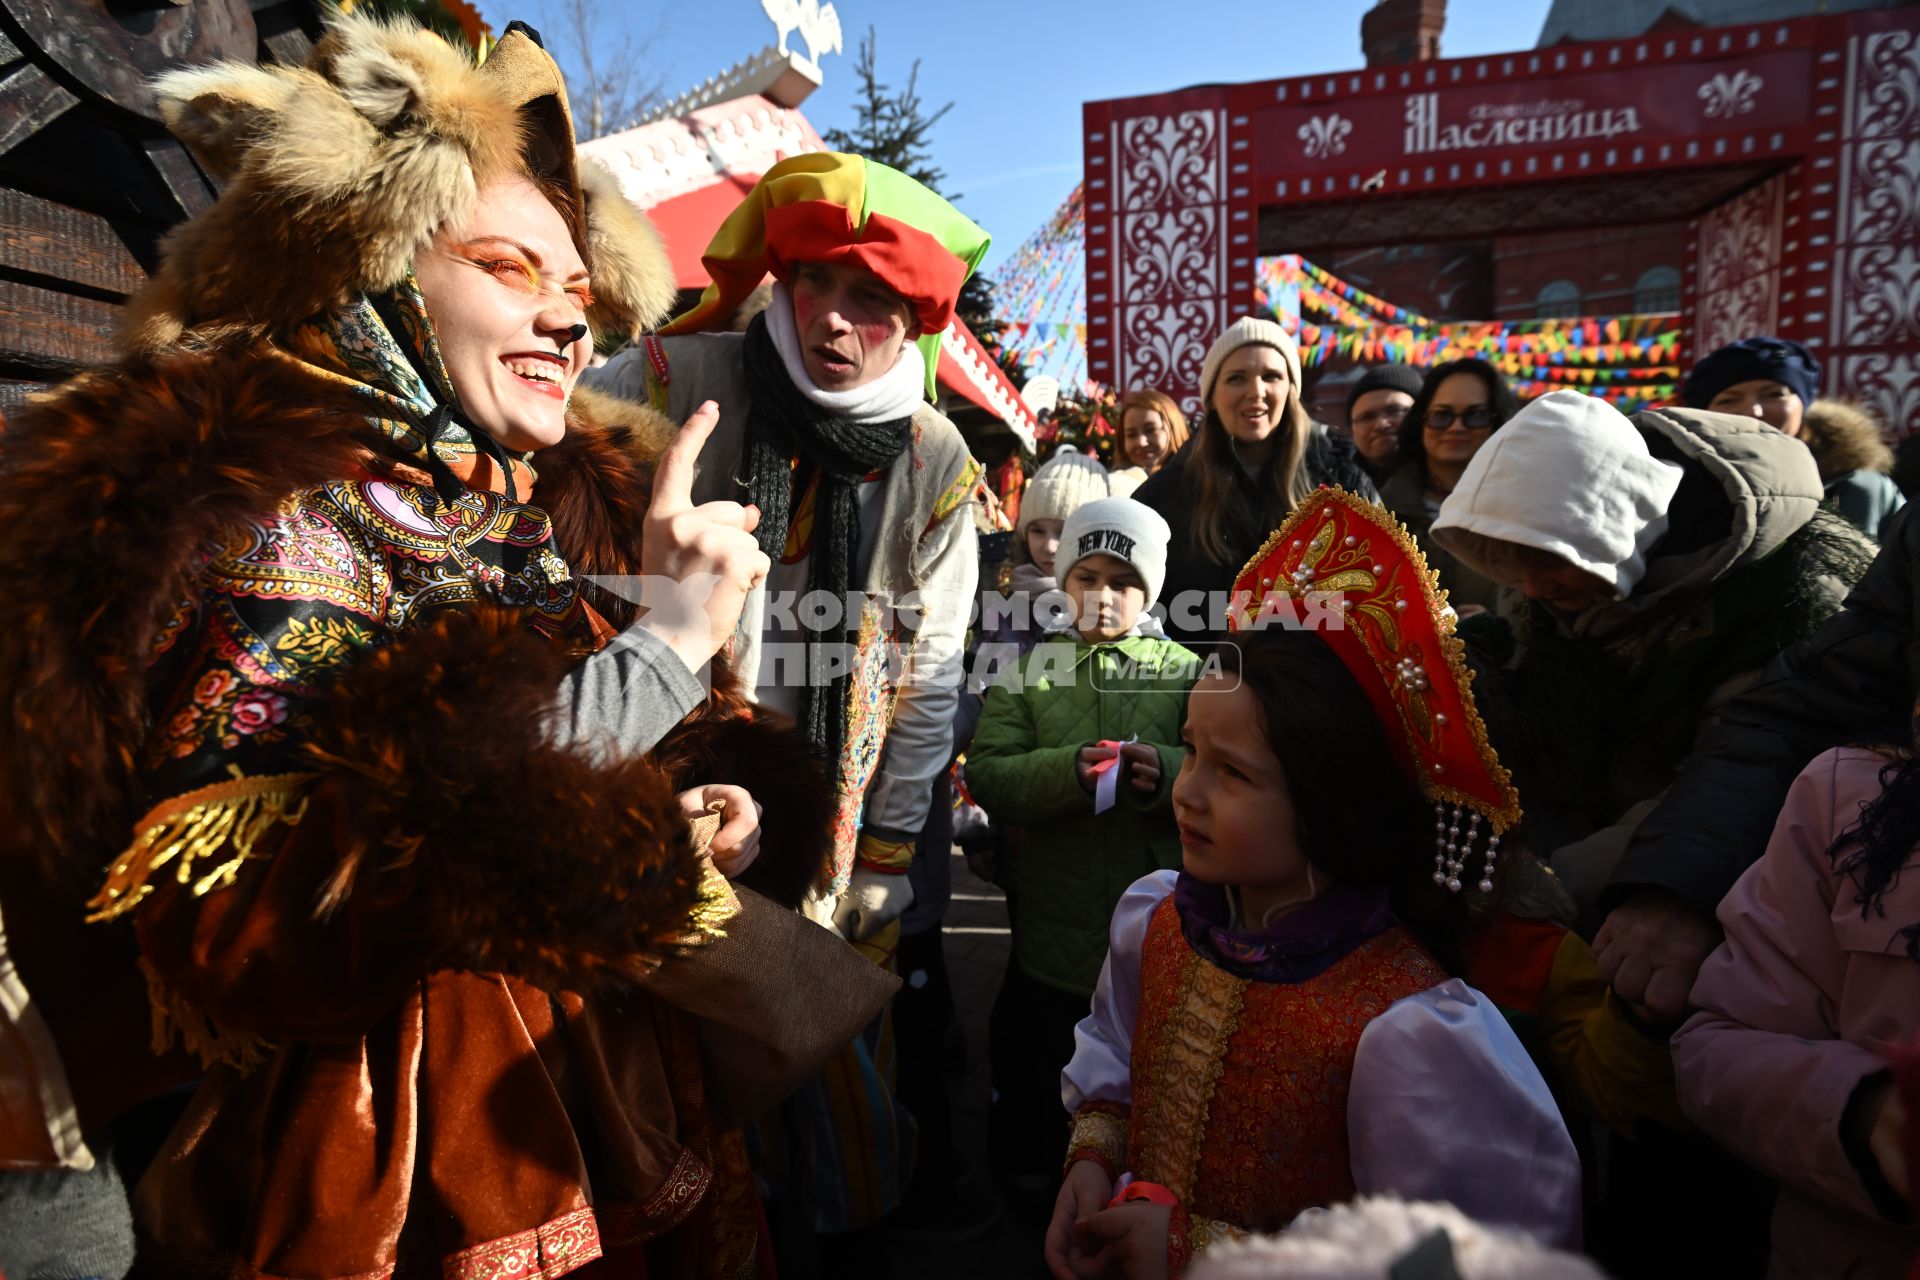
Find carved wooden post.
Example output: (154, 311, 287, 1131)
(0, 0, 318, 408)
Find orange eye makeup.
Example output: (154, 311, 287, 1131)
(453, 238, 594, 312)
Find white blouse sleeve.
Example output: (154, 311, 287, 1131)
(1348, 978, 1583, 1249)
(1061, 870, 1177, 1112)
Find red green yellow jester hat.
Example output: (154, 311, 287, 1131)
(661, 152, 991, 398)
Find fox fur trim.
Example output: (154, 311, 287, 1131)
(1802, 397, 1895, 480)
(537, 384, 676, 619)
(0, 347, 380, 885)
(298, 606, 704, 989)
(122, 11, 672, 352)
(579, 158, 679, 342)
(0, 344, 832, 913)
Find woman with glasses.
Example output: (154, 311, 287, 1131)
(1379, 358, 1518, 614)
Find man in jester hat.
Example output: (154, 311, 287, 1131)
(588, 151, 988, 1231)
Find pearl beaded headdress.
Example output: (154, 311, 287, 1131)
(1227, 487, 1522, 893)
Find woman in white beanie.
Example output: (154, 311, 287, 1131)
(1135, 317, 1377, 646)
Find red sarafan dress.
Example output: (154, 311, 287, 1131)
(1063, 872, 1583, 1270)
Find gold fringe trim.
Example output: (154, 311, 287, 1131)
(1189, 1215, 1246, 1260)
(684, 858, 740, 944)
(87, 771, 317, 923)
(678, 799, 741, 945)
(140, 958, 273, 1073)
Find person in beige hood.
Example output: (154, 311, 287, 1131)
(1429, 390, 1874, 919)
(1427, 388, 1880, 1272)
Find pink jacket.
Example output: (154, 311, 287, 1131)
(1673, 747, 1919, 1280)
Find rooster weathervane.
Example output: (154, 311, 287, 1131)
(762, 0, 843, 67)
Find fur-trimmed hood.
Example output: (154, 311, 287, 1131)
(1627, 406, 1827, 605)
(1801, 397, 1895, 481)
(121, 12, 674, 353)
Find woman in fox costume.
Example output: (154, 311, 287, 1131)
(0, 14, 874, 1278)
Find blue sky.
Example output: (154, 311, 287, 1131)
(483, 0, 1555, 276)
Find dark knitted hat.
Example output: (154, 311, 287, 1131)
(1683, 336, 1820, 410)
(1346, 363, 1425, 421)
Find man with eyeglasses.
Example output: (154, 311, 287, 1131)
(1343, 363, 1423, 484)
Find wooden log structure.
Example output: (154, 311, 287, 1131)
(0, 0, 322, 413)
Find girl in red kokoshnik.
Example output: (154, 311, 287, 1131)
(1047, 489, 1582, 1278)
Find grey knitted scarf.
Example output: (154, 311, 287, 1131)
(740, 314, 914, 763)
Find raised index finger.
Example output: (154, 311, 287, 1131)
(651, 400, 719, 518)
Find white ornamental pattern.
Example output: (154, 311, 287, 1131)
(1840, 352, 1920, 435)
(1697, 69, 1763, 119)
(1110, 107, 1231, 404)
(1850, 28, 1920, 138)
(1298, 113, 1352, 159)
(1839, 243, 1920, 347)
(1694, 176, 1783, 354)
(1118, 112, 1224, 209)
(1830, 24, 1920, 434)
(1121, 206, 1221, 302)
(1122, 303, 1216, 415)
(1846, 135, 1920, 243)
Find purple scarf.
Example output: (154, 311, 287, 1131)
(1174, 872, 1394, 983)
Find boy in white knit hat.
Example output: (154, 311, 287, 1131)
(966, 496, 1196, 1203)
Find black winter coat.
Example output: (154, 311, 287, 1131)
(1135, 427, 1379, 647)
(1616, 502, 1919, 919)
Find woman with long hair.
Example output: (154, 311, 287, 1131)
(0, 15, 877, 1275)
(1134, 318, 1376, 645)
(1380, 357, 1520, 613)
(1109, 388, 1190, 497)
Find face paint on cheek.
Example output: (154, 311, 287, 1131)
(856, 320, 897, 352)
(792, 291, 817, 333)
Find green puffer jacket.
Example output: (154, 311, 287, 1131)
(967, 630, 1196, 996)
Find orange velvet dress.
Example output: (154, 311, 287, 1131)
(1081, 894, 1445, 1248)
(109, 451, 764, 1279)
(0, 335, 852, 1280)
(1064, 871, 1584, 1270)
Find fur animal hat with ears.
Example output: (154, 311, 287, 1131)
(120, 13, 674, 354)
